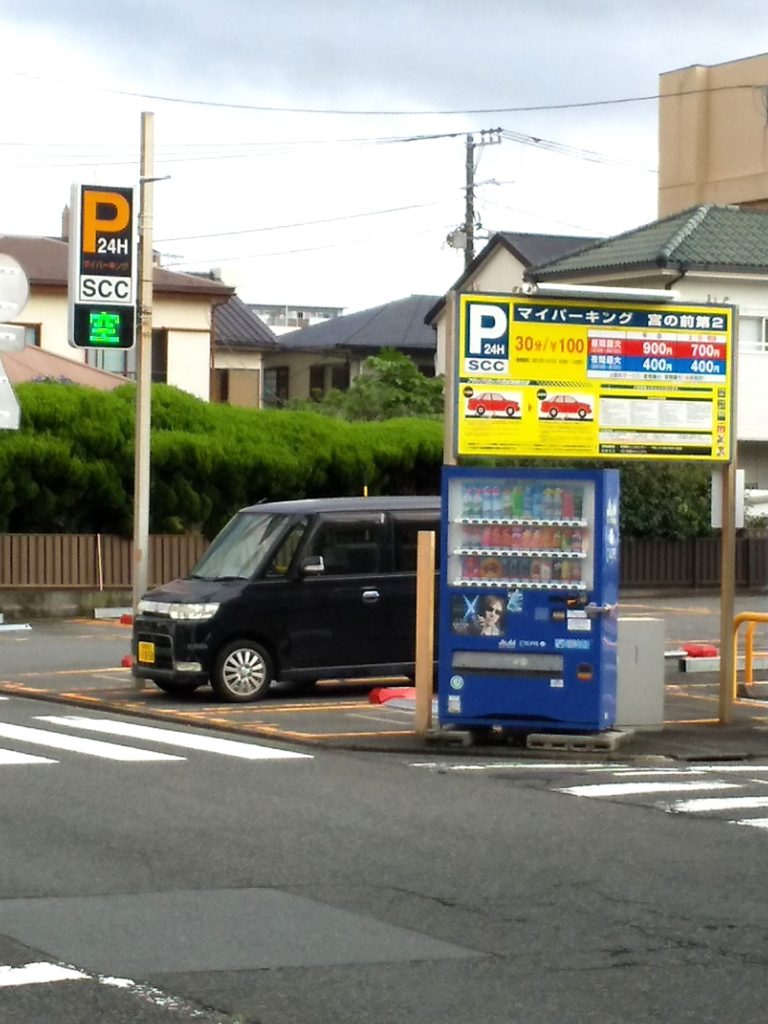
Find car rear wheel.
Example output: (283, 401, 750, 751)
(548, 408, 558, 418)
(475, 405, 486, 416)
(211, 640, 274, 702)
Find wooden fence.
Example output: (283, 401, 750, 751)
(0, 534, 208, 590)
(0, 533, 766, 591)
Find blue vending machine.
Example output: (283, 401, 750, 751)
(438, 467, 620, 734)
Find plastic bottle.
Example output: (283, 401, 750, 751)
(573, 487, 584, 519)
(561, 487, 574, 519)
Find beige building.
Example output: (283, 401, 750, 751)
(0, 235, 235, 402)
(659, 52, 768, 216)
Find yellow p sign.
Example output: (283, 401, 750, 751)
(81, 190, 131, 253)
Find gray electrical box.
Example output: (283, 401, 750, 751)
(616, 617, 665, 730)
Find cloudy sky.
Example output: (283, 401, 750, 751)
(2, 1, 767, 311)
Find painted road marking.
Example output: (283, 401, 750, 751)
(665, 795, 768, 814)
(0, 747, 56, 765)
(36, 715, 313, 760)
(0, 723, 184, 762)
(557, 780, 738, 798)
(0, 962, 88, 987)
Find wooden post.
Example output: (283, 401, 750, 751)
(414, 530, 436, 736)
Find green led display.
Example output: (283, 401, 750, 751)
(72, 303, 135, 349)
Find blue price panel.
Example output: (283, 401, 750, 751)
(678, 356, 727, 380)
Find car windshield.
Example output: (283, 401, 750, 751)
(188, 512, 291, 581)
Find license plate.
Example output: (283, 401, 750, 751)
(137, 641, 155, 664)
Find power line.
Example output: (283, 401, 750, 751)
(9, 69, 760, 116)
(157, 200, 448, 242)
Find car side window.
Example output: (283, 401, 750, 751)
(391, 513, 441, 572)
(265, 519, 308, 577)
(305, 515, 387, 575)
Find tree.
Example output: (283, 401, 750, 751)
(298, 349, 444, 421)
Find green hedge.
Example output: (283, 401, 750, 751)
(0, 382, 712, 539)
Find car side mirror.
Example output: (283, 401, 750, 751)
(299, 555, 325, 576)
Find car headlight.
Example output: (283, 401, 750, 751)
(137, 600, 219, 621)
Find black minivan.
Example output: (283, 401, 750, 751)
(131, 496, 440, 702)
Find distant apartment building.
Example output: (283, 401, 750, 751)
(247, 303, 344, 336)
(659, 51, 768, 216)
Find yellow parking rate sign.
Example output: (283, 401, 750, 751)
(456, 293, 733, 462)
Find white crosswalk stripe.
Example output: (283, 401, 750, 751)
(0, 747, 56, 766)
(0, 700, 313, 766)
(410, 759, 768, 834)
(552, 765, 768, 833)
(558, 780, 739, 798)
(0, 722, 184, 762)
(36, 715, 312, 760)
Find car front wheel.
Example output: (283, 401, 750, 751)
(211, 640, 274, 702)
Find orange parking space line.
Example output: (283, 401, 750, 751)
(15, 667, 127, 679)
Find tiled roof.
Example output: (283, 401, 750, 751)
(0, 235, 234, 298)
(527, 205, 768, 279)
(214, 295, 278, 350)
(425, 230, 599, 323)
(1, 347, 125, 390)
(277, 294, 440, 352)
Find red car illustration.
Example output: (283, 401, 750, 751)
(540, 394, 592, 419)
(467, 392, 520, 418)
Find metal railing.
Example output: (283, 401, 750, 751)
(733, 611, 768, 696)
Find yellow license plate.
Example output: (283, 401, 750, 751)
(137, 641, 155, 664)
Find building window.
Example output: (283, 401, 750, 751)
(330, 362, 350, 391)
(86, 345, 136, 377)
(213, 368, 230, 403)
(264, 366, 289, 407)
(20, 324, 41, 347)
(151, 329, 168, 383)
(739, 316, 768, 353)
(309, 364, 326, 399)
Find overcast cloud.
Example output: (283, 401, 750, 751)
(3, 2, 768, 310)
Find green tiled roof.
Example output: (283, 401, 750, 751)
(527, 205, 768, 279)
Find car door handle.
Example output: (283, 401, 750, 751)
(362, 590, 380, 603)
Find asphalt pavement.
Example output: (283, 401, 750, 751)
(0, 592, 767, 763)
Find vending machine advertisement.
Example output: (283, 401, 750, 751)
(438, 467, 620, 733)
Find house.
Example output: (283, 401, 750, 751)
(0, 234, 234, 401)
(523, 204, 768, 488)
(210, 293, 279, 408)
(426, 230, 600, 376)
(262, 294, 441, 405)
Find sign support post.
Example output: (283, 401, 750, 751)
(132, 111, 155, 618)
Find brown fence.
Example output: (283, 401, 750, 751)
(0, 534, 208, 589)
(0, 533, 766, 591)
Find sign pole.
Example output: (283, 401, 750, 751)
(718, 460, 737, 724)
(132, 112, 155, 615)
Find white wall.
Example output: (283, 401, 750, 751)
(165, 330, 211, 401)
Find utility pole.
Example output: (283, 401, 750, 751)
(462, 128, 502, 269)
(132, 112, 155, 613)
(464, 134, 476, 268)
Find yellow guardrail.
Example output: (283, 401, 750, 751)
(733, 612, 768, 696)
